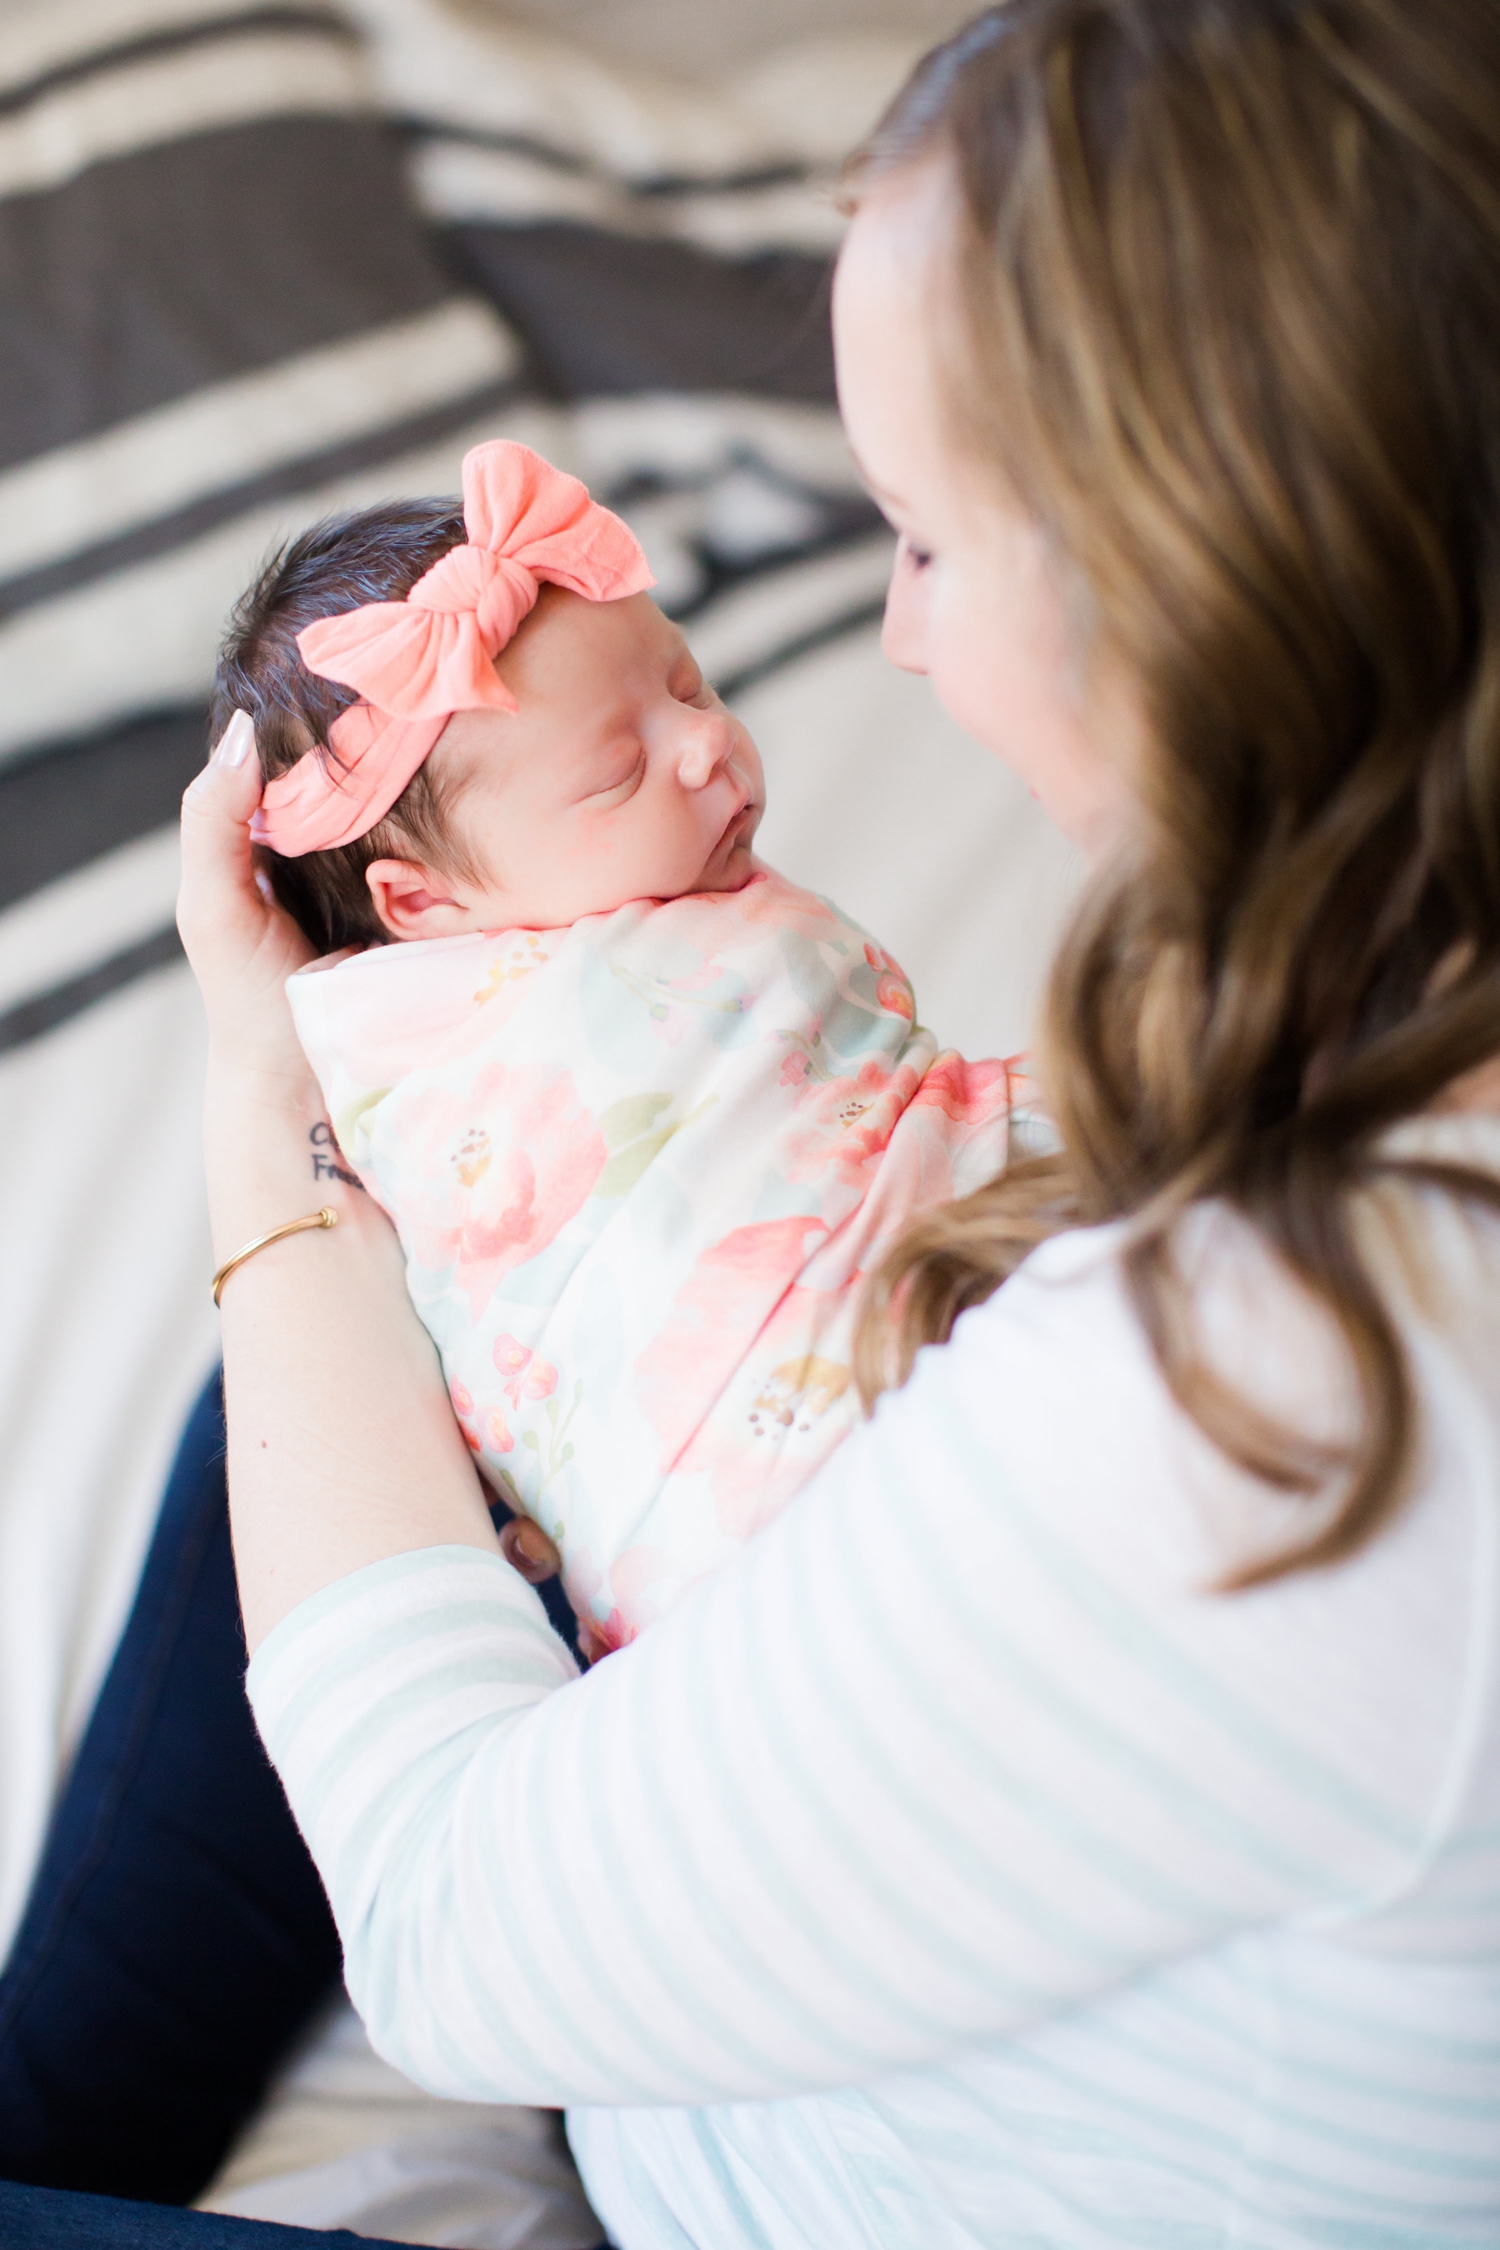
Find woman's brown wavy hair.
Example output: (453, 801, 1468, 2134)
(850, 0, 1500, 1585)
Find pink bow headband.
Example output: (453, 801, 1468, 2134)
(252, 440, 655, 857)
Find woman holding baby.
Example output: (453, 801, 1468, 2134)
(8, 1, 1500, 2243)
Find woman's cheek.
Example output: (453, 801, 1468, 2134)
(926, 589, 1021, 764)
(880, 558, 930, 673)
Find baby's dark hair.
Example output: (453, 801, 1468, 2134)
(212, 497, 483, 951)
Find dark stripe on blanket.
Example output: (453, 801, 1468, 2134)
(446, 223, 837, 403)
(667, 521, 887, 629)
(0, 7, 355, 119)
(0, 117, 456, 469)
(0, 924, 184, 1056)
(0, 707, 207, 912)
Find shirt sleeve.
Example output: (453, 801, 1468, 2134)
(247, 1230, 1463, 2109)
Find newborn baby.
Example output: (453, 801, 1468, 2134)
(225, 440, 1019, 1655)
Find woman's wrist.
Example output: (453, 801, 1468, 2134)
(202, 1050, 357, 1263)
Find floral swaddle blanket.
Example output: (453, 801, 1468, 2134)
(289, 869, 1020, 1650)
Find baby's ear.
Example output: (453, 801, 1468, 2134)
(364, 858, 467, 940)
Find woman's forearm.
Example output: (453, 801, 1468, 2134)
(175, 734, 501, 1654)
(248, 1265, 1388, 2112)
(206, 1052, 498, 1652)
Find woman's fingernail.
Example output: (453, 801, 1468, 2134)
(516, 1522, 558, 1570)
(212, 710, 255, 769)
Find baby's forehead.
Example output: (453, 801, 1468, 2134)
(432, 589, 691, 780)
(504, 584, 686, 684)
(542, 582, 677, 645)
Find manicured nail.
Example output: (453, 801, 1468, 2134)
(212, 710, 255, 768)
(515, 1521, 558, 1570)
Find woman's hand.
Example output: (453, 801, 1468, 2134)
(178, 710, 318, 1086)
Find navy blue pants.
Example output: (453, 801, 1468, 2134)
(0, 1371, 597, 2244)
(0, 2180, 418, 2248)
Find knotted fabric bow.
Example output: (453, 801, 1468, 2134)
(253, 440, 655, 856)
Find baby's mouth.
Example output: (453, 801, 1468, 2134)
(713, 797, 759, 860)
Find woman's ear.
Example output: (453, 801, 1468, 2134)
(364, 858, 472, 940)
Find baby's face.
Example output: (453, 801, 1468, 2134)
(374, 589, 764, 935)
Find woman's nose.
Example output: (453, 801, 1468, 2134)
(677, 711, 737, 790)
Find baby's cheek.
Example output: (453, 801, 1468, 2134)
(568, 814, 675, 909)
(645, 802, 712, 895)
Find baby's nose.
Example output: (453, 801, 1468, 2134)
(677, 712, 737, 790)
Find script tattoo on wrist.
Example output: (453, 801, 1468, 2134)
(309, 1120, 364, 1189)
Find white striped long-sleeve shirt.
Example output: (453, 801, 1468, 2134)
(249, 1113, 1500, 2249)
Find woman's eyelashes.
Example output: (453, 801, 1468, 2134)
(900, 533, 935, 573)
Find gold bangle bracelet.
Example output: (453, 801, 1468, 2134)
(212, 1206, 339, 1307)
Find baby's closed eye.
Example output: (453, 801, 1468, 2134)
(671, 659, 717, 710)
(585, 744, 647, 801)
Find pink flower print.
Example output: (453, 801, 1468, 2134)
(472, 932, 548, 1007)
(449, 1379, 482, 1452)
(453, 1127, 491, 1188)
(493, 1334, 529, 1388)
(605, 1543, 670, 1646)
(784, 1056, 922, 1191)
(487, 1409, 515, 1455)
(910, 1051, 1014, 1125)
(576, 1612, 629, 1666)
(492, 1334, 559, 1410)
(569, 1544, 672, 1660)
(398, 1060, 607, 1318)
(561, 1545, 628, 1664)
(635, 1216, 831, 1467)
(875, 972, 915, 1021)
(775, 1013, 823, 1089)
(745, 1354, 852, 1439)
(863, 940, 916, 1022)
(835, 1052, 1017, 1264)
(666, 1273, 865, 1543)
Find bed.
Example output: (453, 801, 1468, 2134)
(0, 1, 1080, 2236)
